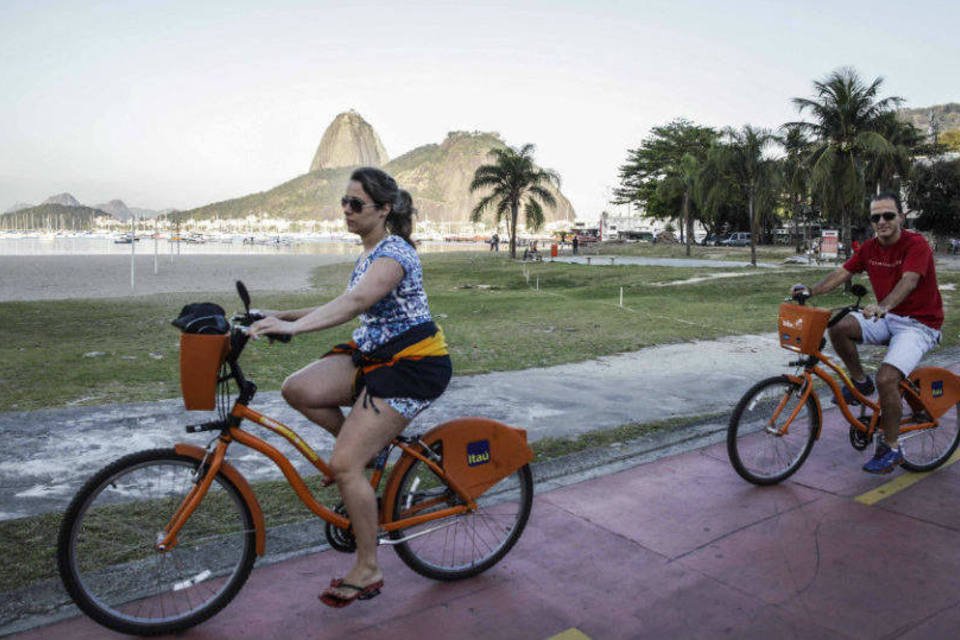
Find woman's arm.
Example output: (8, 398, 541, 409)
(247, 258, 404, 338)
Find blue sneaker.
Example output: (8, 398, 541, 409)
(840, 376, 875, 406)
(863, 442, 903, 474)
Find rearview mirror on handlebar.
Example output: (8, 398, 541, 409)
(236, 281, 251, 313)
(850, 283, 867, 298)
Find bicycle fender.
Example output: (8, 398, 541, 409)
(382, 417, 534, 514)
(787, 374, 823, 439)
(906, 367, 960, 419)
(174, 443, 266, 556)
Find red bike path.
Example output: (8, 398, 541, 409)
(12, 402, 960, 640)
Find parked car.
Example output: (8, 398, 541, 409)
(702, 233, 727, 246)
(721, 232, 751, 247)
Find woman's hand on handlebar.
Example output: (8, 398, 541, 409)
(248, 315, 296, 341)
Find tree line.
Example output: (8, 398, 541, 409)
(611, 67, 960, 265)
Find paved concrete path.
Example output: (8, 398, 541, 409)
(9, 386, 960, 639)
(0, 333, 802, 520)
(6, 332, 951, 521)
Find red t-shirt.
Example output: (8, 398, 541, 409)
(843, 230, 943, 329)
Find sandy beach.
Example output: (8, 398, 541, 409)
(0, 254, 356, 301)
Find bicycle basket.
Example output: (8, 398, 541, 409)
(778, 303, 830, 355)
(179, 334, 231, 410)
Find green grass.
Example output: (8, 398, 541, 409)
(3, 251, 960, 411)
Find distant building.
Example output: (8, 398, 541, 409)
(599, 211, 705, 242)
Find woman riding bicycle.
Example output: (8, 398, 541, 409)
(248, 167, 452, 607)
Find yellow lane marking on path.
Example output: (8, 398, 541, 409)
(855, 448, 960, 506)
(547, 629, 592, 640)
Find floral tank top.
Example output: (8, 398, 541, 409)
(348, 235, 433, 352)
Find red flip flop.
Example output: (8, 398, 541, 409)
(319, 578, 384, 608)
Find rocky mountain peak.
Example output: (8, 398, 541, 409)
(95, 199, 133, 221)
(308, 110, 389, 172)
(42, 193, 80, 207)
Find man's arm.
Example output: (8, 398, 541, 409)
(864, 272, 921, 318)
(808, 267, 854, 297)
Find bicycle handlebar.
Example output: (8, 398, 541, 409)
(789, 282, 868, 329)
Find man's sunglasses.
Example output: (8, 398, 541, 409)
(869, 212, 898, 223)
(341, 196, 377, 214)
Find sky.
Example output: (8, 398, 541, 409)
(1, 0, 958, 220)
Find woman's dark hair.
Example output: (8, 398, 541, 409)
(350, 167, 417, 247)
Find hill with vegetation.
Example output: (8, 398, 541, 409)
(0, 203, 110, 230)
(178, 127, 575, 224)
(899, 103, 960, 134)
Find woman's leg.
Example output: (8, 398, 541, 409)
(281, 355, 356, 436)
(326, 395, 409, 595)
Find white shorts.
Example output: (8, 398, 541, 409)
(854, 311, 941, 376)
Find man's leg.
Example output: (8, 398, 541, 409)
(874, 318, 941, 448)
(827, 315, 866, 381)
(875, 363, 904, 446)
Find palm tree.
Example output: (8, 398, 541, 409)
(780, 125, 812, 253)
(701, 126, 780, 266)
(788, 67, 902, 254)
(470, 144, 559, 259)
(656, 153, 700, 256)
(867, 111, 924, 194)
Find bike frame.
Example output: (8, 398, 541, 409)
(156, 400, 479, 554)
(770, 349, 938, 440)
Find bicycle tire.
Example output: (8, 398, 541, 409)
(899, 401, 960, 472)
(728, 376, 819, 485)
(57, 448, 257, 636)
(388, 453, 533, 581)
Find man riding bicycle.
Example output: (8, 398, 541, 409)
(792, 191, 943, 474)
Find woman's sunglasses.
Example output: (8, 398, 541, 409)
(869, 212, 898, 223)
(341, 196, 377, 214)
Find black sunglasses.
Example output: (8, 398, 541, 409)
(341, 196, 377, 214)
(869, 212, 898, 223)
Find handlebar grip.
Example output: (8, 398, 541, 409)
(266, 333, 292, 343)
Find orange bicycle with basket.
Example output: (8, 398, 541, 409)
(727, 284, 960, 485)
(57, 282, 534, 636)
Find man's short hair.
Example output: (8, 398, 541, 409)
(871, 190, 902, 214)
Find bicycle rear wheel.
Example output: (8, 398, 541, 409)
(388, 452, 533, 581)
(899, 402, 960, 472)
(57, 449, 256, 636)
(727, 376, 819, 485)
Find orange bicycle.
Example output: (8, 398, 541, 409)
(57, 282, 534, 636)
(727, 284, 960, 485)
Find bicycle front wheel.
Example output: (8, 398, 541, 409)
(57, 449, 257, 636)
(727, 376, 819, 485)
(900, 402, 960, 472)
(388, 454, 533, 581)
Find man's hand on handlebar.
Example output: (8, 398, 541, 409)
(790, 283, 811, 303)
(862, 304, 888, 320)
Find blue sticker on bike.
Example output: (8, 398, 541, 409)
(467, 440, 491, 466)
(933, 380, 944, 398)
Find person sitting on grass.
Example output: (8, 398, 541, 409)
(791, 191, 943, 474)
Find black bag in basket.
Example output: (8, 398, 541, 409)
(172, 302, 229, 335)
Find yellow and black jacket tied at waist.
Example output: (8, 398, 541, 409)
(325, 322, 452, 410)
